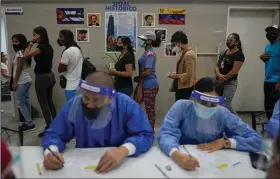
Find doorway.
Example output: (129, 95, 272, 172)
(227, 7, 279, 112)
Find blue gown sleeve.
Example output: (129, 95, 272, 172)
(224, 109, 263, 152)
(42, 102, 75, 153)
(122, 96, 154, 157)
(157, 100, 184, 156)
(267, 100, 279, 139)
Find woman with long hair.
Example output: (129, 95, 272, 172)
(109, 36, 135, 96)
(57, 29, 83, 101)
(11, 34, 34, 131)
(16, 26, 57, 137)
(137, 31, 161, 130)
(215, 33, 245, 115)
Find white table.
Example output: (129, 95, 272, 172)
(10, 145, 266, 178)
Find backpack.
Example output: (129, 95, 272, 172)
(81, 57, 96, 80)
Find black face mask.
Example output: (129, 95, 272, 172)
(13, 44, 21, 51)
(116, 45, 124, 51)
(82, 102, 102, 119)
(266, 33, 278, 42)
(226, 42, 236, 49)
(57, 38, 64, 46)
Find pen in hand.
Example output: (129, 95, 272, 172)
(47, 147, 64, 167)
(183, 145, 192, 158)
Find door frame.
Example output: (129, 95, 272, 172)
(226, 5, 280, 38)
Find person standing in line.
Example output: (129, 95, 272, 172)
(168, 31, 196, 101)
(11, 34, 35, 131)
(260, 25, 280, 119)
(15, 26, 57, 137)
(1, 52, 9, 83)
(57, 30, 83, 102)
(215, 33, 245, 115)
(109, 36, 135, 97)
(137, 31, 161, 130)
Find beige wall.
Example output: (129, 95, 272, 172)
(2, 1, 279, 123)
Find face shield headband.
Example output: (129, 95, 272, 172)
(78, 80, 116, 97)
(191, 90, 226, 107)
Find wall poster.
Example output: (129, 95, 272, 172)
(56, 8, 84, 24)
(105, 12, 137, 53)
(158, 8, 186, 25)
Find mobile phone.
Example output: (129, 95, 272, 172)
(249, 152, 269, 171)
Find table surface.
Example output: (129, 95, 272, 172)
(10, 145, 266, 178)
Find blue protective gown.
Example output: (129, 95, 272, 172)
(42, 93, 154, 157)
(157, 100, 262, 156)
(267, 100, 279, 139)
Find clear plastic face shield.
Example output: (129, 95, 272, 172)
(191, 90, 226, 120)
(69, 80, 116, 129)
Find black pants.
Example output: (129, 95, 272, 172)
(35, 73, 57, 129)
(264, 82, 279, 119)
(175, 86, 194, 101)
(117, 86, 133, 97)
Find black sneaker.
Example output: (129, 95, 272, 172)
(22, 125, 36, 132)
(38, 132, 44, 138)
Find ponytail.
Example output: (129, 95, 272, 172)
(152, 31, 162, 48)
(127, 44, 135, 70)
(237, 40, 242, 51)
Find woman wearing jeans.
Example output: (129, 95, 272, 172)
(11, 34, 35, 132)
(137, 31, 161, 130)
(14, 26, 57, 137)
(215, 33, 245, 115)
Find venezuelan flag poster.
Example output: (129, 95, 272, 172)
(158, 8, 186, 25)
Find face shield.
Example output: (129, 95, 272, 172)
(191, 90, 226, 120)
(69, 80, 116, 129)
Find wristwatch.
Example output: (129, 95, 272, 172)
(223, 132, 231, 148)
(29, 41, 34, 46)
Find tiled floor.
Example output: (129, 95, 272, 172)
(1, 100, 267, 148)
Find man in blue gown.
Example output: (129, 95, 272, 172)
(267, 100, 280, 139)
(158, 77, 262, 171)
(42, 71, 154, 173)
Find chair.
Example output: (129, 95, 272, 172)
(250, 110, 273, 135)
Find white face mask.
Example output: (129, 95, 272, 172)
(173, 46, 182, 53)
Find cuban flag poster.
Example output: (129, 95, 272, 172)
(56, 8, 84, 24)
(158, 8, 186, 25)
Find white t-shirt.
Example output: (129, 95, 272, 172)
(1, 62, 9, 83)
(13, 51, 32, 84)
(60, 47, 83, 90)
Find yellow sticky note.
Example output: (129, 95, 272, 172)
(84, 165, 97, 170)
(217, 163, 228, 170)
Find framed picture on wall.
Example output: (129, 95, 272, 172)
(142, 13, 155, 27)
(87, 13, 101, 27)
(56, 8, 84, 24)
(154, 28, 167, 42)
(76, 28, 90, 42)
(164, 43, 177, 57)
(158, 8, 186, 25)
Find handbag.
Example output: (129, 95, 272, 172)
(133, 56, 147, 104)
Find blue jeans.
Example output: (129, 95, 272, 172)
(16, 82, 33, 127)
(65, 90, 76, 102)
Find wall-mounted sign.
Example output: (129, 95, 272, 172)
(105, 1, 137, 11)
(5, 7, 23, 15)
